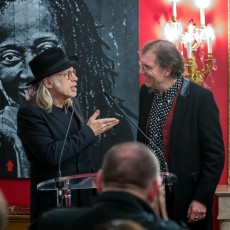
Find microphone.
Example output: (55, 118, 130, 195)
(56, 92, 82, 207)
(103, 91, 176, 185)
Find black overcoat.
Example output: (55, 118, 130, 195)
(17, 98, 96, 220)
(137, 78, 225, 230)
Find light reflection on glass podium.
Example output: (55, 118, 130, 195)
(37, 171, 176, 206)
(37, 173, 97, 207)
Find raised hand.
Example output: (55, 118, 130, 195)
(87, 110, 119, 136)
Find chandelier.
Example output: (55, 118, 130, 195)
(163, 0, 217, 85)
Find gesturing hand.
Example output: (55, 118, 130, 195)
(87, 110, 119, 136)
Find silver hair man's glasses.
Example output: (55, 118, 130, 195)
(56, 69, 76, 80)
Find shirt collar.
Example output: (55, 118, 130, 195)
(152, 76, 183, 102)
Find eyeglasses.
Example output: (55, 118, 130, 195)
(139, 61, 159, 72)
(56, 70, 76, 80)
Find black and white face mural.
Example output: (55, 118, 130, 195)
(0, 0, 139, 178)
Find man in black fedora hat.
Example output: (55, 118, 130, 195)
(17, 47, 119, 221)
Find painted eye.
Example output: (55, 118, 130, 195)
(36, 41, 59, 54)
(1, 50, 22, 67)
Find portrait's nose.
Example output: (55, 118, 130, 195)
(25, 66, 34, 80)
(21, 51, 35, 80)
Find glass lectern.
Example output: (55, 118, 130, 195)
(37, 173, 97, 207)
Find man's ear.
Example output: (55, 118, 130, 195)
(43, 77, 52, 88)
(96, 170, 103, 193)
(164, 67, 172, 77)
(147, 180, 159, 203)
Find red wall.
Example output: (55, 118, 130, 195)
(0, 1, 228, 230)
(139, 0, 228, 182)
(0, 179, 30, 206)
(139, 1, 228, 230)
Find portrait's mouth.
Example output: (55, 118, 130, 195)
(18, 85, 28, 98)
(18, 82, 28, 90)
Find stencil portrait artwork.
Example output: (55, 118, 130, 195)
(0, 0, 139, 178)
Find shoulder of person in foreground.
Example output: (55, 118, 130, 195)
(94, 219, 146, 230)
(28, 207, 86, 230)
(154, 218, 189, 230)
(28, 205, 189, 230)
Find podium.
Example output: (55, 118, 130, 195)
(37, 171, 176, 207)
(37, 173, 97, 207)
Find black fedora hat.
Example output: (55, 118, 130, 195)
(27, 47, 79, 85)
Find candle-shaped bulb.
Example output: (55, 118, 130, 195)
(200, 8, 205, 27)
(207, 37, 212, 54)
(187, 42, 192, 59)
(172, 1, 177, 22)
(206, 26, 215, 54)
(195, 0, 210, 27)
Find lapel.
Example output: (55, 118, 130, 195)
(143, 90, 155, 125)
(171, 78, 190, 148)
(73, 101, 85, 128)
(50, 100, 85, 129)
(51, 106, 70, 127)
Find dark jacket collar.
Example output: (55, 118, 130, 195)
(180, 77, 190, 97)
(93, 191, 155, 214)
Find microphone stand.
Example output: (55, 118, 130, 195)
(56, 93, 81, 207)
(103, 91, 177, 187)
